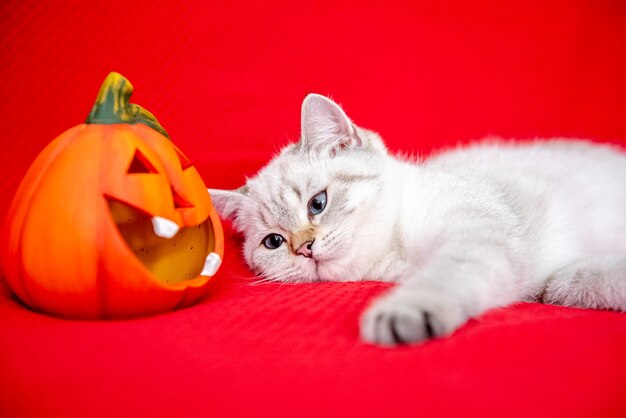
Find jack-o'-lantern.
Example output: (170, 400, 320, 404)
(1, 72, 224, 319)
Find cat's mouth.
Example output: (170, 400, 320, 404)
(107, 198, 221, 285)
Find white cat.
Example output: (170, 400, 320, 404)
(210, 94, 626, 346)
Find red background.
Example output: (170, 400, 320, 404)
(1, 1, 625, 417)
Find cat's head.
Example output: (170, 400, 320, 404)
(210, 94, 390, 282)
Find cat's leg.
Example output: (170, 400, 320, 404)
(360, 239, 526, 346)
(541, 255, 626, 311)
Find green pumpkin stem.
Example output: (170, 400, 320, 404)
(86, 72, 169, 139)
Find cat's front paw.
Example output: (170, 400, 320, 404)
(360, 289, 468, 346)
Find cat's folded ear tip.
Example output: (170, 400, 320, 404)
(302, 94, 346, 121)
(208, 187, 246, 221)
(304, 92, 326, 100)
(302, 93, 335, 107)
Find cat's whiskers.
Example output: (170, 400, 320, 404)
(251, 267, 300, 285)
(228, 270, 263, 281)
(250, 272, 291, 285)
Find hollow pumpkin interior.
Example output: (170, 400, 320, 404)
(107, 198, 214, 285)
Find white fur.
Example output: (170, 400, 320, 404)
(210, 94, 626, 346)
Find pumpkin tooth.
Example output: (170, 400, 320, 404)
(201, 252, 222, 277)
(151, 216, 180, 238)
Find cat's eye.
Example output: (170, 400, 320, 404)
(262, 233, 284, 249)
(307, 190, 327, 216)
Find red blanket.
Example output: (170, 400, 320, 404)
(1, 1, 625, 417)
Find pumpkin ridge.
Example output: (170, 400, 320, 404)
(7, 127, 84, 309)
(95, 127, 115, 319)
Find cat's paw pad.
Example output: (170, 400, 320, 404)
(360, 290, 467, 346)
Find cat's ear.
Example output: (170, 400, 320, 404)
(208, 187, 247, 223)
(300, 94, 364, 155)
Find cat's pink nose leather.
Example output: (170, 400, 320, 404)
(296, 240, 314, 258)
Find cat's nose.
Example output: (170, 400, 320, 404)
(296, 239, 315, 258)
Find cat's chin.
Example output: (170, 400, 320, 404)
(314, 260, 362, 282)
(280, 260, 337, 283)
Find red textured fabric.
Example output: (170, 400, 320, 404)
(1, 1, 626, 417)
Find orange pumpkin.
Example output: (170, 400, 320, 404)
(1, 72, 224, 319)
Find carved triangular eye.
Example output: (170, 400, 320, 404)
(172, 187, 193, 209)
(174, 147, 193, 170)
(127, 150, 157, 174)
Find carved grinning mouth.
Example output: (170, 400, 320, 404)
(107, 198, 221, 285)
